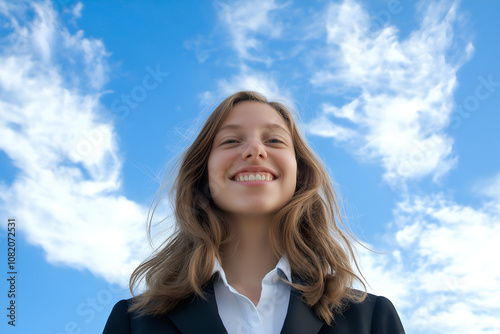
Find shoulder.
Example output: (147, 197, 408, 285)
(102, 298, 179, 334)
(324, 292, 405, 334)
(103, 299, 131, 333)
(346, 293, 400, 316)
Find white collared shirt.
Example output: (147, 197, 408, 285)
(212, 256, 292, 334)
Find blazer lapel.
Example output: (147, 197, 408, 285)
(280, 287, 325, 334)
(168, 275, 324, 334)
(169, 276, 227, 334)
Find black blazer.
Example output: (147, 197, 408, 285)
(103, 277, 405, 334)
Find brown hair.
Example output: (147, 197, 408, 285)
(129, 91, 366, 325)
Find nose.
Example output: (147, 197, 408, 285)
(241, 138, 267, 160)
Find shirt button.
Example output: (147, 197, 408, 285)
(272, 275, 280, 283)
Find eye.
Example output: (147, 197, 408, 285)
(222, 139, 238, 144)
(268, 138, 284, 144)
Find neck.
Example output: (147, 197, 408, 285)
(220, 214, 280, 304)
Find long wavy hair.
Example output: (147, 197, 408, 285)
(129, 91, 366, 325)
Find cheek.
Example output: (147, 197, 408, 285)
(280, 153, 297, 192)
(289, 161, 298, 190)
(284, 153, 297, 177)
(207, 152, 228, 199)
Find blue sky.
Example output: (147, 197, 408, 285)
(0, 0, 499, 333)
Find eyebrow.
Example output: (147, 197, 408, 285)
(217, 123, 291, 136)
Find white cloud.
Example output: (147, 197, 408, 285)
(215, 0, 287, 62)
(71, 2, 83, 19)
(357, 190, 500, 333)
(306, 0, 473, 186)
(474, 172, 500, 201)
(200, 65, 294, 111)
(306, 107, 357, 141)
(200, 0, 299, 108)
(184, 34, 214, 63)
(0, 0, 152, 286)
(219, 65, 288, 100)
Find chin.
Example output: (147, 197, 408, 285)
(223, 206, 280, 218)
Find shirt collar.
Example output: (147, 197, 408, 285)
(212, 255, 292, 284)
(275, 255, 292, 282)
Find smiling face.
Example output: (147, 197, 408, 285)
(207, 101, 297, 221)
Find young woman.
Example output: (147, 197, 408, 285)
(102, 91, 405, 333)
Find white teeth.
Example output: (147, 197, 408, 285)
(235, 173, 273, 182)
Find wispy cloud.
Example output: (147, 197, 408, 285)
(200, 0, 294, 108)
(184, 34, 215, 63)
(358, 187, 500, 333)
(307, 0, 473, 187)
(0, 1, 149, 285)
(215, 0, 287, 62)
(474, 172, 500, 201)
(200, 65, 292, 108)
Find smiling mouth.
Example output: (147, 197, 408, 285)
(231, 172, 278, 182)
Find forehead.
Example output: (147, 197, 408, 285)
(218, 101, 290, 134)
